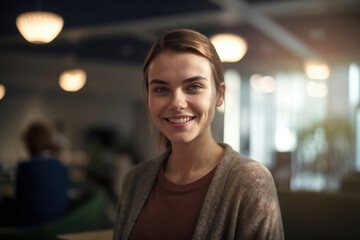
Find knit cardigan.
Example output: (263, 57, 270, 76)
(113, 143, 284, 240)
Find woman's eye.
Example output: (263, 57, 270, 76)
(188, 85, 202, 91)
(154, 87, 168, 93)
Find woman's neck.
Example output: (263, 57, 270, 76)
(164, 135, 224, 185)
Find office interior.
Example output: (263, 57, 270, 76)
(0, 0, 360, 239)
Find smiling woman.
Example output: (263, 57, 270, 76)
(147, 51, 219, 147)
(113, 29, 284, 240)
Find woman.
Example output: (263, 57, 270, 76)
(114, 29, 284, 240)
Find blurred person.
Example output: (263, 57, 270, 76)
(113, 29, 284, 240)
(15, 121, 70, 227)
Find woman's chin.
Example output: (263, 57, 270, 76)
(167, 136, 194, 145)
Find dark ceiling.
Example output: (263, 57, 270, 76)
(0, 0, 223, 36)
(1, 0, 360, 76)
(0, 0, 220, 63)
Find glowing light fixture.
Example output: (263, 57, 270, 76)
(0, 84, 5, 100)
(59, 69, 87, 92)
(306, 81, 328, 98)
(16, 11, 64, 44)
(250, 74, 276, 93)
(304, 59, 330, 80)
(210, 33, 247, 62)
(275, 126, 296, 152)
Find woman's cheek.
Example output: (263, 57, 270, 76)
(149, 98, 163, 119)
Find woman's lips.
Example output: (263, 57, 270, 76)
(167, 117, 194, 123)
(165, 116, 195, 128)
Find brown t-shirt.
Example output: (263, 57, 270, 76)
(130, 166, 217, 240)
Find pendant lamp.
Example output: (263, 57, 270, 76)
(16, 11, 64, 44)
(304, 59, 330, 80)
(306, 81, 328, 98)
(59, 69, 87, 92)
(210, 33, 247, 63)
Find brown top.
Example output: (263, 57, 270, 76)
(130, 165, 217, 240)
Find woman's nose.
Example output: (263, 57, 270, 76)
(169, 90, 187, 111)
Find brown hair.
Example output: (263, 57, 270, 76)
(23, 122, 55, 156)
(143, 28, 224, 149)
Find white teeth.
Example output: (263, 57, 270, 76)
(168, 117, 192, 123)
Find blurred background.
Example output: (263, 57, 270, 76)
(0, 0, 359, 239)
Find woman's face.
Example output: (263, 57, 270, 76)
(147, 51, 223, 145)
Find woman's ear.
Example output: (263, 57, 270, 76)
(216, 82, 225, 106)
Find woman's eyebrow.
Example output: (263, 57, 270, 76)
(149, 79, 169, 85)
(182, 76, 208, 84)
(149, 76, 207, 85)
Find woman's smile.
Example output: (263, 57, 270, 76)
(166, 116, 195, 124)
(165, 116, 196, 128)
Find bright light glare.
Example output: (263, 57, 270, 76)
(59, 69, 87, 92)
(350, 63, 360, 171)
(0, 84, 5, 100)
(275, 126, 296, 152)
(210, 34, 247, 63)
(16, 11, 64, 44)
(306, 81, 328, 98)
(304, 59, 330, 80)
(250, 74, 276, 93)
(349, 63, 360, 107)
(223, 70, 241, 152)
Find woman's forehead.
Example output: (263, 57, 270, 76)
(148, 51, 213, 81)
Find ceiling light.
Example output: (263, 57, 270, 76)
(210, 33, 247, 63)
(250, 74, 276, 93)
(16, 11, 64, 44)
(0, 84, 5, 100)
(304, 59, 330, 80)
(59, 69, 87, 92)
(306, 81, 328, 98)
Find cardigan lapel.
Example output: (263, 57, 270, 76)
(122, 150, 170, 239)
(192, 144, 236, 239)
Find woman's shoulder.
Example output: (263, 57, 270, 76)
(220, 143, 274, 185)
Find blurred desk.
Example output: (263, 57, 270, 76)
(58, 229, 113, 240)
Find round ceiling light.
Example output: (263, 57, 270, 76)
(59, 69, 87, 92)
(250, 74, 276, 93)
(210, 33, 247, 63)
(16, 11, 64, 44)
(306, 81, 328, 98)
(304, 59, 330, 80)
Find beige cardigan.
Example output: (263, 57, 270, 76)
(113, 143, 284, 240)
